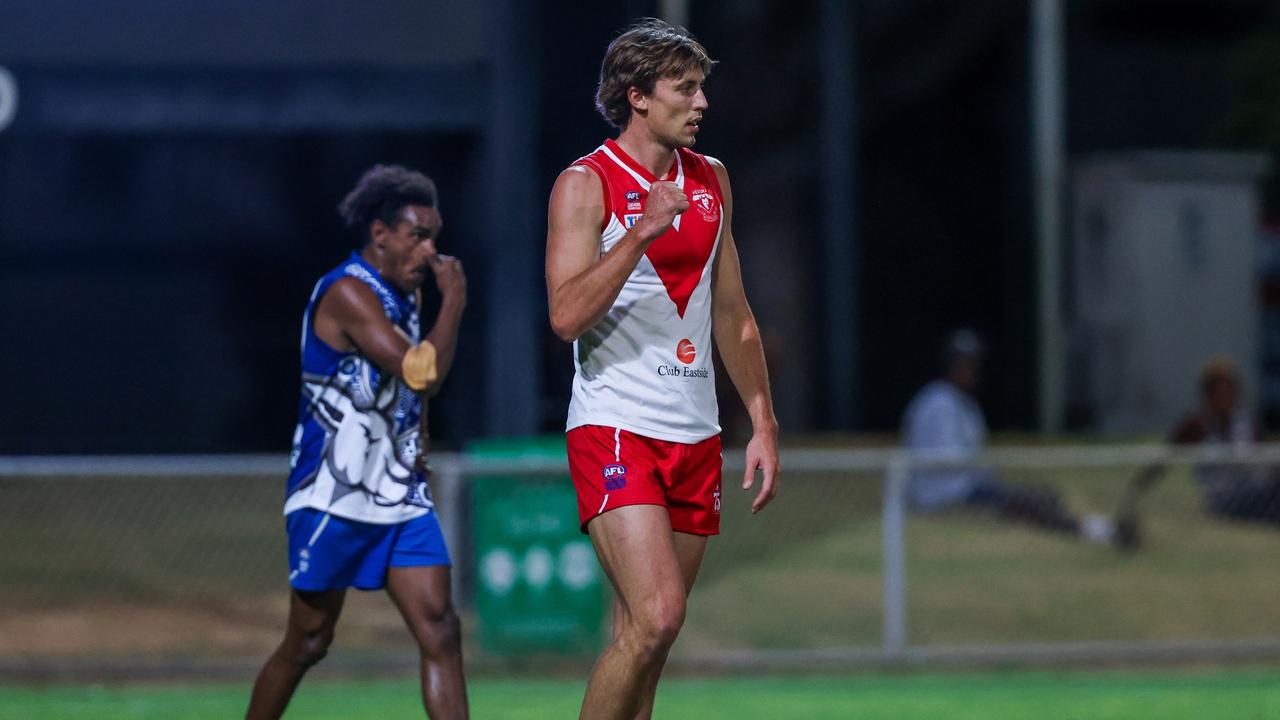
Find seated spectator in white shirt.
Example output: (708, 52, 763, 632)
(903, 329, 1114, 544)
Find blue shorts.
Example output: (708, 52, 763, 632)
(286, 508, 451, 592)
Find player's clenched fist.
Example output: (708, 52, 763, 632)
(428, 253, 466, 303)
(634, 180, 689, 240)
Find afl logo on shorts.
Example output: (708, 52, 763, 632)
(676, 338, 697, 365)
(690, 188, 719, 221)
(603, 463, 628, 491)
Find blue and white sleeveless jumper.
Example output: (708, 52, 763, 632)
(284, 252, 432, 524)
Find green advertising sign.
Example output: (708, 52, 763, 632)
(470, 438, 605, 655)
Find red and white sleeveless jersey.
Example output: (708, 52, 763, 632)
(566, 138, 725, 443)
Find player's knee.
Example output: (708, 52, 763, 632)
(628, 595, 686, 662)
(414, 605, 462, 658)
(287, 627, 335, 668)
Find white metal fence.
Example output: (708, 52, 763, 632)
(2, 444, 1279, 680)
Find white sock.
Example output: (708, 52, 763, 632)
(1080, 513, 1115, 544)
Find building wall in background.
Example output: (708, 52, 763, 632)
(0, 0, 488, 66)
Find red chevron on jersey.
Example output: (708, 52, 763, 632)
(579, 138, 723, 318)
(646, 219, 716, 318)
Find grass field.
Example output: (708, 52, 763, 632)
(684, 462, 1280, 652)
(4, 669, 1280, 719)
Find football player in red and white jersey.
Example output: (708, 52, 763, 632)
(546, 18, 780, 720)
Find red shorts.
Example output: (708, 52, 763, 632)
(566, 425, 722, 536)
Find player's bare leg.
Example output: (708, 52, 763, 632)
(386, 565, 469, 719)
(580, 505, 690, 720)
(629, 530, 708, 720)
(246, 588, 346, 720)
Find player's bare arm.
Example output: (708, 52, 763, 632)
(546, 165, 689, 341)
(315, 275, 463, 396)
(707, 157, 780, 513)
(419, 252, 467, 396)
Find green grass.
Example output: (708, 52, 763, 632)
(4, 670, 1280, 720)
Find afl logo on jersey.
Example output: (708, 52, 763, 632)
(676, 339, 697, 364)
(690, 188, 719, 222)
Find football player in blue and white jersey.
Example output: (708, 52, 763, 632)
(247, 165, 468, 719)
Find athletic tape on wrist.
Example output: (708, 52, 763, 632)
(402, 341, 438, 391)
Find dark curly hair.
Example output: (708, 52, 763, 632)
(595, 18, 716, 130)
(338, 164, 438, 245)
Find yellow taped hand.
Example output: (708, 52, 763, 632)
(402, 341, 438, 391)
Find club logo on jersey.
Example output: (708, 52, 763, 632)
(677, 338, 697, 364)
(405, 479, 434, 509)
(603, 463, 628, 491)
(624, 214, 641, 229)
(690, 187, 719, 222)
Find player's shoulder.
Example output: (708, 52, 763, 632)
(566, 144, 611, 177)
(551, 163, 604, 201)
(322, 275, 385, 318)
(681, 147, 727, 173)
(684, 149, 730, 193)
(558, 163, 601, 182)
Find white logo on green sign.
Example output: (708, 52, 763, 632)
(481, 541, 599, 595)
(558, 541, 597, 590)
(480, 547, 518, 596)
(522, 546, 555, 590)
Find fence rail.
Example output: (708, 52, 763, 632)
(11, 443, 1280, 476)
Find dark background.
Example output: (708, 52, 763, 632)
(0, 0, 1274, 453)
